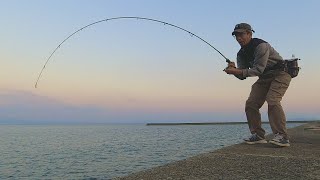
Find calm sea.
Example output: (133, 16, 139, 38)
(0, 123, 303, 179)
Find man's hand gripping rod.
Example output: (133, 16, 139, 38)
(224, 59, 236, 71)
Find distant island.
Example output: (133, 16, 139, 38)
(146, 120, 318, 126)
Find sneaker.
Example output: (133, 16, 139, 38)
(243, 133, 267, 144)
(269, 133, 290, 147)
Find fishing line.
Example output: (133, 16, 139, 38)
(35, 16, 230, 88)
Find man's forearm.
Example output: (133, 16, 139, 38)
(224, 68, 243, 75)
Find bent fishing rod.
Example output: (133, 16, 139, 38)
(35, 16, 231, 88)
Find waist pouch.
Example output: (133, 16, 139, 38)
(264, 58, 300, 78)
(284, 58, 300, 78)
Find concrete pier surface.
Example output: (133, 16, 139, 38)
(116, 122, 319, 180)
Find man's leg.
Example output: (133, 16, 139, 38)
(266, 71, 292, 139)
(245, 78, 269, 138)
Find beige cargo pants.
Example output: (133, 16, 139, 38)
(245, 70, 292, 139)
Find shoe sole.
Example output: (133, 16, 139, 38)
(245, 140, 268, 145)
(269, 140, 290, 147)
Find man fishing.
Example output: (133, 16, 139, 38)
(224, 23, 291, 147)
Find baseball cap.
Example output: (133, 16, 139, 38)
(232, 23, 255, 35)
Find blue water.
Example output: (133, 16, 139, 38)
(0, 123, 303, 179)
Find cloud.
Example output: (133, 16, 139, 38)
(0, 90, 109, 124)
(0, 89, 245, 124)
(1, 89, 316, 124)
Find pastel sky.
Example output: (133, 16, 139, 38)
(1, 0, 319, 123)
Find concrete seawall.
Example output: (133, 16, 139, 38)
(116, 122, 320, 179)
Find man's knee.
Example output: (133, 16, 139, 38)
(266, 97, 281, 106)
(245, 99, 261, 111)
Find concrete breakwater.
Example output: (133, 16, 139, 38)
(117, 121, 320, 179)
(146, 120, 316, 126)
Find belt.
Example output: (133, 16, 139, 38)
(263, 61, 285, 73)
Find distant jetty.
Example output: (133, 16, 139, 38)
(146, 120, 317, 126)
